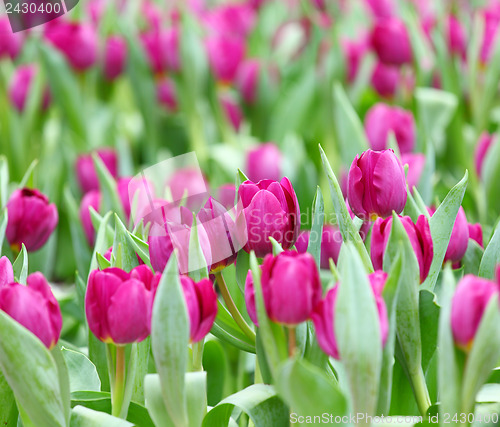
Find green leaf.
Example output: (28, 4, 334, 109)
(61, 348, 100, 393)
(96, 253, 112, 270)
(12, 244, 28, 284)
(89, 211, 113, 274)
(51, 346, 71, 427)
(0, 311, 66, 427)
(131, 338, 150, 405)
(188, 214, 209, 281)
(336, 243, 382, 418)
(0, 156, 9, 208)
(0, 209, 6, 252)
(113, 215, 138, 271)
(185, 372, 207, 427)
(269, 237, 284, 256)
(423, 171, 468, 291)
(202, 340, 228, 407)
(483, 137, 500, 215)
(419, 291, 440, 373)
(307, 187, 325, 268)
(93, 156, 126, 221)
(151, 253, 189, 427)
(144, 375, 175, 427)
(462, 240, 484, 276)
(0, 371, 16, 427)
(70, 405, 132, 427)
(276, 358, 347, 419)
(332, 82, 369, 165)
(18, 159, 38, 190)
(236, 169, 249, 187)
(319, 144, 373, 272)
(202, 384, 289, 427)
(235, 250, 250, 294)
(478, 218, 500, 279)
(127, 232, 152, 269)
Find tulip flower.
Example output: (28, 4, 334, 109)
(363, 0, 394, 18)
(203, 3, 256, 39)
(480, 8, 500, 64)
(103, 36, 127, 81)
(400, 153, 426, 192)
(311, 270, 389, 359)
(180, 276, 218, 342)
(0, 272, 62, 349)
(217, 184, 236, 210)
(451, 275, 498, 351)
(79, 190, 101, 246)
(342, 37, 368, 83)
(164, 28, 181, 73)
(9, 65, 51, 112)
(220, 95, 243, 131)
(206, 35, 245, 83)
(371, 215, 433, 282)
(157, 78, 178, 111)
(85, 265, 160, 344)
(447, 15, 467, 59)
(295, 225, 343, 269)
(237, 177, 300, 258)
(76, 148, 118, 194)
(0, 256, 14, 287)
(468, 223, 483, 248)
(167, 167, 208, 210)
(245, 143, 283, 183)
(0, 19, 23, 60)
(6, 188, 58, 253)
(245, 251, 321, 326)
(117, 176, 155, 222)
(45, 22, 98, 71)
(428, 206, 469, 264)
(474, 132, 495, 179)
(371, 61, 400, 98)
(237, 59, 260, 104)
(347, 149, 407, 220)
(364, 103, 416, 153)
(371, 17, 412, 66)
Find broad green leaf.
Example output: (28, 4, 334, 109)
(132, 338, 150, 405)
(61, 348, 100, 393)
(202, 384, 288, 427)
(0, 156, 9, 208)
(307, 187, 325, 268)
(423, 171, 468, 291)
(0, 371, 16, 427)
(12, 244, 28, 284)
(235, 250, 250, 294)
(70, 405, 132, 427)
(144, 374, 175, 427)
(151, 253, 189, 427)
(462, 240, 484, 276)
(419, 291, 440, 373)
(51, 346, 71, 427)
(236, 169, 249, 187)
(186, 372, 207, 427)
(276, 358, 347, 420)
(478, 218, 500, 279)
(0, 311, 66, 427)
(319, 145, 373, 272)
(336, 243, 382, 419)
(113, 215, 138, 271)
(202, 340, 228, 407)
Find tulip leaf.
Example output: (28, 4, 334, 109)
(188, 214, 209, 281)
(332, 83, 369, 165)
(202, 384, 289, 427)
(70, 405, 133, 427)
(51, 346, 71, 426)
(307, 186, 325, 268)
(151, 253, 189, 427)
(113, 215, 138, 271)
(478, 218, 500, 279)
(461, 294, 500, 414)
(423, 171, 468, 291)
(61, 348, 100, 393)
(235, 250, 250, 294)
(185, 372, 207, 427)
(236, 169, 249, 187)
(89, 211, 113, 274)
(93, 155, 126, 221)
(319, 144, 373, 272)
(131, 338, 150, 405)
(96, 253, 112, 270)
(0, 311, 66, 427)
(127, 232, 152, 269)
(12, 243, 28, 285)
(202, 340, 228, 406)
(0, 156, 9, 208)
(336, 243, 382, 418)
(0, 209, 6, 254)
(144, 374, 175, 427)
(0, 370, 16, 427)
(463, 240, 484, 276)
(276, 357, 347, 420)
(482, 136, 500, 215)
(269, 237, 284, 255)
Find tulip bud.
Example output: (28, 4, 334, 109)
(237, 59, 260, 104)
(6, 188, 58, 253)
(245, 143, 283, 183)
(371, 215, 433, 282)
(468, 223, 483, 248)
(0, 256, 14, 288)
(79, 190, 101, 247)
(180, 276, 218, 342)
(0, 272, 62, 348)
(342, 37, 368, 83)
(451, 275, 498, 351)
(311, 270, 389, 359)
(245, 251, 322, 326)
(447, 15, 466, 59)
(400, 153, 426, 192)
(220, 95, 243, 131)
(85, 265, 160, 344)
(347, 149, 407, 220)
(428, 206, 468, 264)
(237, 177, 300, 258)
(364, 103, 416, 153)
(371, 17, 412, 66)
(295, 225, 343, 269)
(157, 78, 178, 111)
(9, 65, 51, 112)
(103, 36, 127, 81)
(76, 148, 118, 194)
(371, 61, 400, 98)
(45, 22, 98, 71)
(206, 35, 245, 84)
(474, 132, 495, 179)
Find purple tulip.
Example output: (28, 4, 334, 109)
(157, 78, 178, 111)
(427, 206, 468, 264)
(311, 270, 389, 359)
(237, 178, 300, 258)
(400, 153, 426, 192)
(371, 215, 433, 283)
(451, 275, 498, 351)
(217, 184, 236, 210)
(0, 18, 23, 60)
(0, 256, 14, 288)
(79, 190, 101, 247)
(295, 225, 343, 269)
(364, 103, 416, 153)
(180, 276, 218, 342)
(6, 188, 58, 253)
(245, 143, 283, 183)
(85, 265, 160, 344)
(371, 61, 400, 98)
(206, 35, 245, 83)
(9, 65, 51, 112)
(245, 251, 322, 326)
(237, 59, 260, 104)
(0, 272, 62, 348)
(371, 17, 412, 66)
(103, 36, 127, 81)
(45, 22, 97, 71)
(474, 132, 495, 179)
(76, 148, 118, 194)
(468, 223, 483, 248)
(347, 149, 407, 220)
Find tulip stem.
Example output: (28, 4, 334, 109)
(288, 327, 297, 357)
(192, 339, 204, 372)
(215, 272, 256, 344)
(112, 345, 126, 418)
(410, 366, 431, 417)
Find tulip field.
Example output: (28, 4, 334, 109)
(2, 0, 500, 426)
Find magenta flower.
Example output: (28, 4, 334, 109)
(480, 8, 500, 64)
(203, 3, 256, 39)
(206, 35, 245, 83)
(342, 37, 368, 83)
(0, 272, 62, 349)
(157, 78, 178, 111)
(447, 15, 467, 59)
(237, 178, 300, 258)
(371, 61, 400, 98)
(364, 103, 416, 153)
(474, 132, 495, 179)
(295, 225, 343, 269)
(400, 153, 426, 192)
(451, 275, 498, 351)
(6, 188, 58, 253)
(0, 257, 14, 288)
(468, 223, 483, 248)
(76, 148, 118, 194)
(180, 276, 218, 342)
(220, 95, 243, 131)
(79, 190, 101, 247)
(0, 18, 23, 60)
(245, 251, 322, 326)
(103, 36, 127, 81)
(245, 143, 283, 183)
(363, 0, 394, 19)
(371, 215, 433, 283)
(347, 149, 407, 220)
(371, 17, 412, 66)
(237, 59, 260, 104)
(167, 167, 208, 210)
(9, 65, 51, 112)
(217, 184, 236, 210)
(85, 265, 160, 344)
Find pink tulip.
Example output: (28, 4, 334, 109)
(400, 153, 426, 192)
(157, 78, 178, 111)
(206, 35, 245, 83)
(0, 18, 23, 60)
(220, 95, 243, 131)
(363, 0, 394, 18)
(371, 61, 400, 98)
(342, 37, 368, 83)
(0, 256, 14, 288)
(474, 132, 495, 179)
(245, 143, 283, 183)
(237, 59, 260, 104)
(203, 4, 256, 39)
(371, 17, 412, 66)
(76, 148, 118, 194)
(447, 15, 467, 59)
(0, 272, 62, 348)
(217, 184, 236, 210)
(8, 65, 51, 112)
(295, 225, 343, 269)
(79, 190, 101, 247)
(480, 8, 500, 64)
(468, 223, 483, 248)
(103, 36, 127, 81)
(347, 149, 407, 220)
(451, 275, 498, 351)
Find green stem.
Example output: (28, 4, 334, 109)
(192, 339, 204, 372)
(288, 327, 296, 357)
(214, 272, 256, 343)
(410, 366, 431, 417)
(111, 345, 126, 418)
